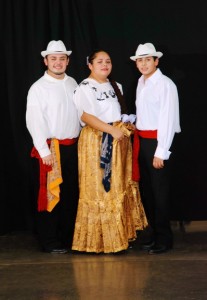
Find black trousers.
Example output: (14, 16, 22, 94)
(139, 138, 173, 247)
(32, 141, 79, 251)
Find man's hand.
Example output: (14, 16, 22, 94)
(42, 154, 53, 166)
(153, 157, 164, 169)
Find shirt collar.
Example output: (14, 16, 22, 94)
(44, 71, 68, 82)
(139, 68, 162, 85)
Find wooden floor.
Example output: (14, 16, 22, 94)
(0, 221, 207, 300)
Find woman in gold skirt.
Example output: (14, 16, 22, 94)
(72, 49, 147, 253)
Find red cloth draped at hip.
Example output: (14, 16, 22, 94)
(31, 138, 78, 211)
(132, 130, 157, 182)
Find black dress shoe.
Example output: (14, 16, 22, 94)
(148, 244, 172, 255)
(128, 241, 136, 249)
(44, 247, 68, 254)
(141, 241, 155, 250)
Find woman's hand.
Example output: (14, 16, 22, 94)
(81, 112, 127, 141)
(110, 126, 125, 140)
(125, 122, 136, 131)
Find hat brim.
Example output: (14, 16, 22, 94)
(41, 50, 72, 58)
(130, 51, 163, 61)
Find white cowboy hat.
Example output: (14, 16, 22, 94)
(41, 40, 72, 57)
(130, 43, 163, 61)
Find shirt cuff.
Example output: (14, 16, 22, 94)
(38, 147, 51, 158)
(154, 146, 171, 160)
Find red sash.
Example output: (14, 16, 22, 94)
(31, 138, 78, 211)
(132, 130, 157, 181)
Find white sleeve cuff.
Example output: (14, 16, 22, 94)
(38, 147, 51, 158)
(154, 146, 171, 160)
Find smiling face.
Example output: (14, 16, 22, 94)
(136, 56, 159, 79)
(88, 51, 112, 83)
(44, 54, 69, 79)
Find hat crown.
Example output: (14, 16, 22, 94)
(41, 40, 72, 57)
(136, 43, 156, 56)
(129, 42, 163, 61)
(46, 40, 67, 52)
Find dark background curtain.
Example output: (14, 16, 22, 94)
(1, 0, 207, 234)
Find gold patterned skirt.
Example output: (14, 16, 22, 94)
(72, 122, 148, 253)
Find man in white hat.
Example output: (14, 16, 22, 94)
(26, 40, 80, 253)
(130, 43, 181, 254)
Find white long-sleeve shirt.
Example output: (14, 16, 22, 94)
(135, 68, 181, 160)
(73, 78, 122, 127)
(26, 72, 80, 158)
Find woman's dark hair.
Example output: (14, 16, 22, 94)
(87, 49, 101, 64)
(108, 76, 128, 114)
(87, 49, 128, 114)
